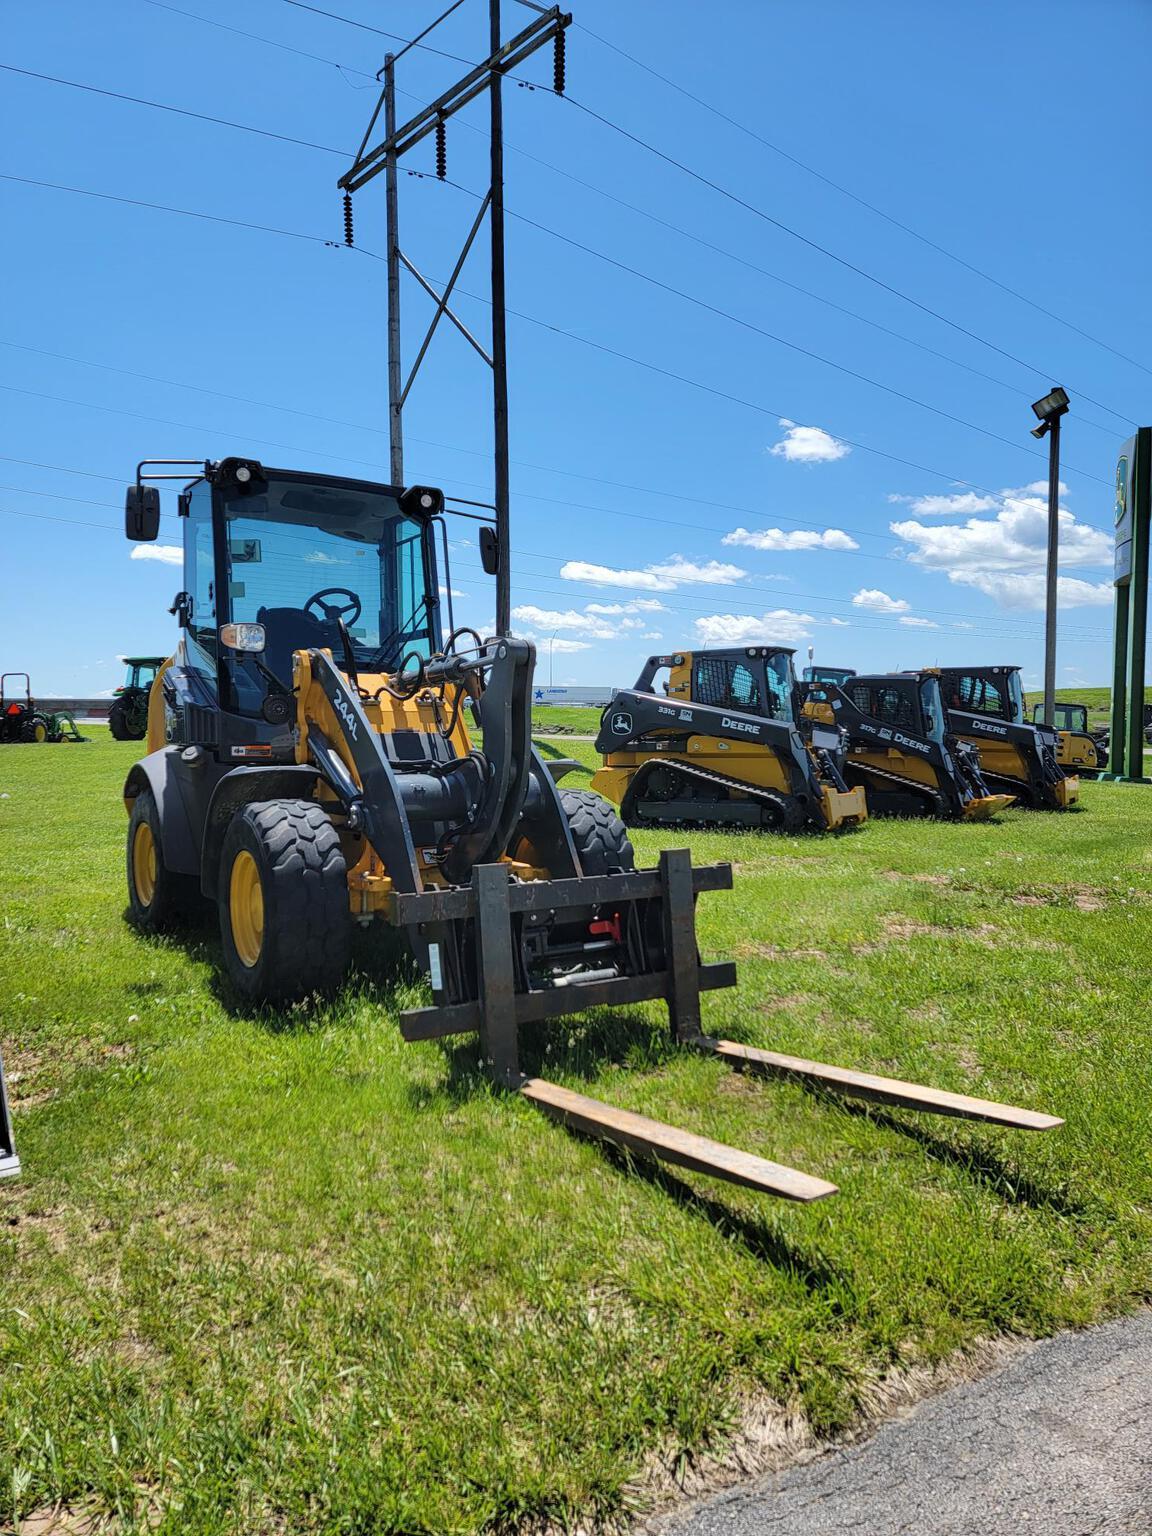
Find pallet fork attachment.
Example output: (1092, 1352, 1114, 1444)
(392, 850, 1060, 1201)
(0, 1048, 19, 1180)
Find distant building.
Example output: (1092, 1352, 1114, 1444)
(532, 685, 615, 707)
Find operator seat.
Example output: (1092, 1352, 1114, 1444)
(256, 606, 335, 686)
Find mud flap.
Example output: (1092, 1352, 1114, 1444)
(0, 1048, 19, 1180)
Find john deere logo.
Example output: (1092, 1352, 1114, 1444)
(1116, 456, 1128, 525)
(611, 710, 633, 735)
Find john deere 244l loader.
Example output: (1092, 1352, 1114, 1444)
(117, 458, 1060, 1206)
(591, 647, 867, 832)
(801, 670, 1015, 819)
(937, 666, 1079, 809)
(1029, 701, 1108, 778)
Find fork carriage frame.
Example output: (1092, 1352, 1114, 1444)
(388, 848, 1062, 1202)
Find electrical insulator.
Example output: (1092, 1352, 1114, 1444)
(435, 118, 447, 181)
(553, 28, 566, 95)
(342, 191, 354, 247)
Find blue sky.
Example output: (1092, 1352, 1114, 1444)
(2, 0, 1150, 696)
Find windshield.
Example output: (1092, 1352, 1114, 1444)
(1006, 671, 1026, 723)
(220, 475, 436, 691)
(919, 680, 945, 743)
(767, 651, 796, 721)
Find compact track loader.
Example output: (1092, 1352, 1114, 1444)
(117, 459, 1060, 1206)
(0, 1050, 18, 1180)
(937, 667, 1079, 809)
(802, 671, 1015, 819)
(592, 648, 868, 832)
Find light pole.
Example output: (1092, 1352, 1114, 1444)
(1030, 386, 1070, 728)
(549, 628, 559, 687)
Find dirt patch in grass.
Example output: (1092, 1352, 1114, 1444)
(735, 944, 828, 960)
(1010, 884, 1108, 912)
(882, 871, 950, 886)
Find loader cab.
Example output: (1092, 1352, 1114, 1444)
(686, 647, 799, 722)
(802, 665, 856, 688)
(1032, 702, 1089, 733)
(119, 657, 164, 694)
(844, 672, 947, 743)
(153, 459, 444, 720)
(939, 666, 1026, 724)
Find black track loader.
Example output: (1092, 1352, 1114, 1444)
(802, 671, 1015, 819)
(593, 648, 867, 832)
(937, 667, 1079, 809)
(113, 458, 1060, 1207)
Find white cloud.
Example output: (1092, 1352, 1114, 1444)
(543, 637, 591, 653)
(694, 608, 815, 646)
(852, 587, 910, 614)
(888, 490, 998, 516)
(769, 419, 850, 464)
(899, 615, 939, 628)
(304, 550, 346, 565)
(560, 555, 745, 591)
(439, 585, 465, 598)
(585, 598, 666, 614)
(890, 485, 1110, 578)
(723, 526, 859, 552)
(955, 572, 1114, 610)
(130, 545, 182, 566)
(640, 630, 663, 640)
(826, 617, 851, 627)
(512, 604, 617, 641)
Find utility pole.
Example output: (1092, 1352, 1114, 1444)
(339, 2, 571, 637)
(1030, 387, 1070, 727)
(383, 52, 403, 485)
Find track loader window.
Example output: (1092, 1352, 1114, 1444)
(694, 656, 761, 712)
(954, 674, 1006, 718)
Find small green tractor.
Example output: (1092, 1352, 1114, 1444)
(108, 656, 165, 741)
(0, 674, 86, 744)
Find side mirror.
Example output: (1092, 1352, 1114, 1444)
(479, 525, 500, 576)
(125, 485, 161, 541)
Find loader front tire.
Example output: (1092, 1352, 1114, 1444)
(561, 788, 635, 876)
(127, 787, 198, 932)
(219, 799, 351, 1005)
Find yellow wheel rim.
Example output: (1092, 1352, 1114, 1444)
(132, 821, 157, 906)
(229, 850, 264, 969)
(33, 723, 47, 743)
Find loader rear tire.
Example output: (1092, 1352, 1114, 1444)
(109, 697, 143, 741)
(561, 788, 635, 876)
(127, 787, 199, 932)
(219, 799, 351, 1005)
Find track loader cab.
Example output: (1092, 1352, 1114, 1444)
(802, 665, 856, 687)
(938, 666, 1079, 809)
(1029, 701, 1107, 777)
(592, 647, 867, 832)
(803, 670, 1014, 820)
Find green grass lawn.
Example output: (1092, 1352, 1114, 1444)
(3, 731, 1152, 1534)
(530, 704, 604, 734)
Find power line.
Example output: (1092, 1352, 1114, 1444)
(0, 61, 349, 156)
(577, 19, 1152, 387)
(137, 0, 1128, 440)
(0, 171, 1115, 514)
(0, 171, 336, 245)
(559, 92, 1140, 429)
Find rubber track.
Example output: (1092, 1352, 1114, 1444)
(632, 758, 805, 831)
(844, 759, 946, 817)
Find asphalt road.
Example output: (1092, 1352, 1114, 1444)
(659, 1313, 1152, 1535)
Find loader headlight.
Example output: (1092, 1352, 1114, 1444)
(220, 622, 266, 653)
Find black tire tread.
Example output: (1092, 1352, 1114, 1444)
(561, 788, 634, 876)
(220, 798, 351, 1004)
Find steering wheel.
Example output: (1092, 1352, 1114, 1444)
(304, 587, 362, 628)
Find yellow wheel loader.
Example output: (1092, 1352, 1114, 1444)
(1029, 701, 1108, 778)
(116, 458, 1059, 1207)
(802, 670, 1015, 819)
(937, 667, 1080, 809)
(592, 648, 867, 832)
